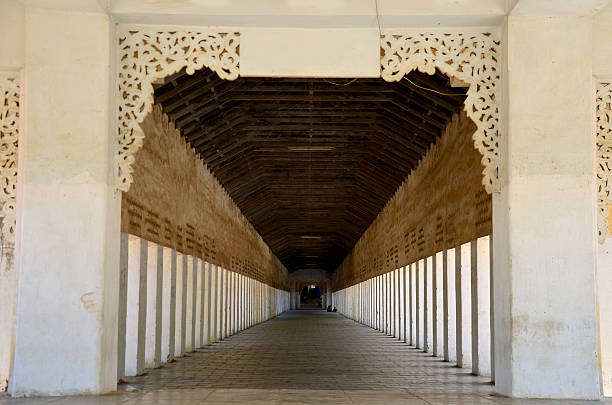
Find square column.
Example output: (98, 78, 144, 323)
(9, 6, 118, 395)
(493, 16, 600, 398)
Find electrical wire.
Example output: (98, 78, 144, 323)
(375, 0, 382, 38)
(322, 78, 359, 86)
(403, 77, 467, 97)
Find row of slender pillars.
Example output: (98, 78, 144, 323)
(117, 233, 290, 380)
(333, 236, 494, 379)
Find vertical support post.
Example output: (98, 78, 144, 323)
(455, 246, 463, 367)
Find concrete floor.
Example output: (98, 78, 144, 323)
(2, 310, 611, 404)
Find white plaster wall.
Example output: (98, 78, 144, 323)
(0, 1, 24, 69)
(0, 3, 22, 382)
(593, 8, 612, 78)
(0, 237, 16, 392)
(9, 7, 120, 396)
(493, 16, 601, 399)
(597, 239, 612, 396)
(109, 0, 506, 27)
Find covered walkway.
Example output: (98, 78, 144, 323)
(3, 310, 496, 404)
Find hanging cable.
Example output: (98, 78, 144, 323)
(322, 78, 359, 87)
(403, 77, 467, 97)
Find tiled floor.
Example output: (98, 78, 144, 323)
(1, 310, 610, 404)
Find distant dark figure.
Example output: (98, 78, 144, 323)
(326, 305, 332, 312)
(332, 307, 337, 312)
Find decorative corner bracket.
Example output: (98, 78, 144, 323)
(597, 82, 612, 244)
(0, 72, 19, 245)
(380, 32, 501, 194)
(117, 29, 240, 192)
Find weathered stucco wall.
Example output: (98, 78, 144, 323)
(122, 105, 289, 290)
(333, 111, 491, 290)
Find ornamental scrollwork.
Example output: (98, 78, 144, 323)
(597, 82, 612, 243)
(117, 29, 240, 192)
(0, 72, 19, 245)
(380, 32, 501, 194)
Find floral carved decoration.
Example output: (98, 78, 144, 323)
(117, 30, 240, 191)
(380, 32, 501, 194)
(0, 72, 19, 245)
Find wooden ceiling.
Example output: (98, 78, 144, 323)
(153, 69, 466, 273)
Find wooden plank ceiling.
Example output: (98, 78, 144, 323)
(153, 69, 466, 273)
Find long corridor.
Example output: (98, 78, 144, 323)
(2, 310, 495, 404)
(3, 310, 612, 404)
(123, 310, 492, 393)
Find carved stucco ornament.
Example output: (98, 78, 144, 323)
(380, 32, 501, 194)
(117, 29, 240, 192)
(0, 72, 19, 245)
(597, 82, 612, 243)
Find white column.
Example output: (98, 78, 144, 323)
(493, 15, 600, 398)
(174, 253, 183, 358)
(455, 246, 463, 367)
(475, 237, 491, 376)
(432, 254, 438, 355)
(190, 257, 198, 351)
(435, 251, 444, 358)
(117, 234, 128, 381)
(403, 267, 408, 343)
(10, 6, 119, 396)
(207, 263, 216, 343)
(416, 260, 422, 349)
(424, 258, 429, 351)
(598, 239, 612, 396)
(215, 266, 222, 340)
(461, 243, 472, 368)
(0, 1, 22, 393)
(203, 262, 211, 345)
(145, 241, 159, 368)
(194, 258, 202, 348)
(161, 247, 173, 363)
(198, 260, 206, 347)
(447, 249, 457, 363)
(125, 237, 147, 376)
(410, 264, 415, 345)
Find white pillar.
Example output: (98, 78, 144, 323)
(474, 237, 491, 376)
(493, 15, 600, 399)
(461, 243, 472, 368)
(189, 256, 200, 352)
(117, 234, 128, 381)
(597, 239, 612, 396)
(125, 236, 147, 377)
(198, 260, 206, 346)
(0, 1, 22, 389)
(10, 5, 119, 396)
(435, 251, 445, 358)
(432, 254, 438, 355)
(403, 267, 408, 343)
(180, 255, 188, 354)
(161, 247, 173, 363)
(447, 249, 457, 363)
(145, 241, 159, 368)
(174, 253, 183, 358)
(416, 260, 422, 349)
